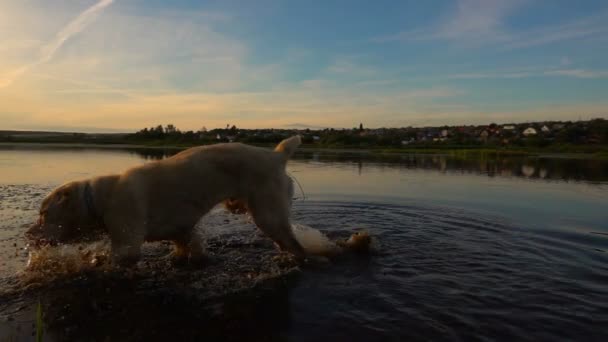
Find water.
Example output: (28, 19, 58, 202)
(1, 145, 607, 340)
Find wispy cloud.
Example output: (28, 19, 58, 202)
(282, 123, 329, 129)
(327, 59, 376, 76)
(40, 0, 114, 64)
(544, 69, 608, 79)
(376, 0, 607, 49)
(376, 0, 523, 44)
(0, 0, 114, 88)
(503, 14, 608, 50)
(448, 72, 534, 79)
(448, 68, 608, 80)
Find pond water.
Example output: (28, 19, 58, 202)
(0, 145, 607, 341)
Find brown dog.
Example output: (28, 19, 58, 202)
(26, 136, 306, 265)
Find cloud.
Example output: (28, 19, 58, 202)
(327, 59, 376, 76)
(503, 14, 608, 49)
(40, 0, 114, 64)
(433, 0, 521, 41)
(0, 80, 463, 131)
(0, 0, 114, 88)
(544, 69, 608, 79)
(383, 103, 608, 128)
(376, 0, 607, 49)
(376, 0, 523, 44)
(446, 65, 608, 80)
(282, 123, 329, 129)
(447, 72, 534, 79)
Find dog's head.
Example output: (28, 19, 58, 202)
(26, 181, 102, 246)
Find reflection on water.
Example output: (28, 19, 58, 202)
(2, 144, 607, 182)
(290, 151, 608, 183)
(121, 147, 608, 182)
(1, 145, 607, 341)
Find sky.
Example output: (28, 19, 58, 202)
(1, 0, 607, 132)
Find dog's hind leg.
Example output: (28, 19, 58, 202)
(248, 193, 306, 259)
(170, 228, 207, 265)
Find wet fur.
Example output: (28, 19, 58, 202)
(27, 136, 306, 265)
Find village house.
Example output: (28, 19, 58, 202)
(523, 127, 537, 136)
(479, 130, 489, 142)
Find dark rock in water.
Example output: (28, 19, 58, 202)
(0, 237, 301, 341)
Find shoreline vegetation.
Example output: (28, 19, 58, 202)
(1, 118, 607, 159)
(1, 141, 607, 160)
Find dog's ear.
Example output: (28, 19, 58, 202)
(58, 189, 71, 202)
(274, 135, 301, 160)
(55, 184, 78, 205)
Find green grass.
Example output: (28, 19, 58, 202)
(36, 300, 44, 342)
(3, 137, 608, 159)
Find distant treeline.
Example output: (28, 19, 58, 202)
(2, 119, 607, 153)
(125, 119, 608, 148)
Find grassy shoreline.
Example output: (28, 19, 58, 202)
(1, 141, 607, 160)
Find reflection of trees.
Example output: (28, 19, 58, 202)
(119, 148, 608, 182)
(128, 148, 180, 160)
(292, 151, 608, 182)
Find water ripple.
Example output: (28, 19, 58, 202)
(289, 201, 608, 341)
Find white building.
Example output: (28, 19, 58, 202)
(522, 127, 537, 136)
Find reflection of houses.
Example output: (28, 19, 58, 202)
(521, 165, 535, 177)
(479, 130, 489, 142)
(523, 127, 537, 136)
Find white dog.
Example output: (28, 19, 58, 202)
(26, 136, 306, 265)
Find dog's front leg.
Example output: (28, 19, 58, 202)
(106, 218, 145, 267)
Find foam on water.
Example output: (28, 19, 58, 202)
(18, 203, 367, 288)
(20, 224, 352, 283)
(291, 223, 338, 256)
(22, 241, 111, 284)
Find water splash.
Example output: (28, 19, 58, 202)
(292, 223, 338, 256)
(22, 240, 111, 284)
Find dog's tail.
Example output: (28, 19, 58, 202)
(274, 135, 301, 161)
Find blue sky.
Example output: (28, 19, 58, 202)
(1, 0, 607, 131)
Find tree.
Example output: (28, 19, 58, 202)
(165, 124, 177, 134)
(359, 123, 363, 131)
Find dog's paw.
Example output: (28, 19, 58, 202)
(165, 251, 208, 268)
(164, 251, 187, 265)
(187, 253, 210, 267)
(111, 254, 140, 268)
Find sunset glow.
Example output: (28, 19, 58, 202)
(1, 0, 607, 132)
